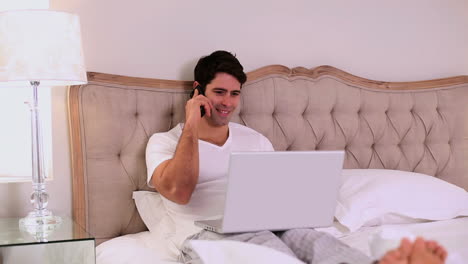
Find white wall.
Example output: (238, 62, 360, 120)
(52, 0, 468, 81)
(0, 87, 71, 218)
(2, 0, 467, 218)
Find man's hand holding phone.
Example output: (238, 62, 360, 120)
(185, 87, 212, 127)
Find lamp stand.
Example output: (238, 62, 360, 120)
(19, 81, 61, 236)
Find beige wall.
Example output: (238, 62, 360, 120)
(2, 0, 467, 218)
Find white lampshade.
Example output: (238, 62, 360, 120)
(0, 10, 87, 86)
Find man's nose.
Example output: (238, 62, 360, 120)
(221, 95, 231, 106)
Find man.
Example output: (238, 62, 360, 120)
(146, 51, 448, 264)
(146, 50, 273, 259)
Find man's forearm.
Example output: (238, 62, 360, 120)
(170, 123, 199, 188)
(154, 123, 199, 204)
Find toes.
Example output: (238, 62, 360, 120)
(388, 249, 401, 260)
(435, 246, 448, 261)
(399, 238, 412, 257)
(413, 237, 425, 252)
(426, 240, 437, 252)
(391, 250, 401, 260)
(427, 240, 448, 261)
(410, 237, 426, 259)
(441, 247, 448, 261)
(380, 249, 400, 263)
(408, 237, 448, 263)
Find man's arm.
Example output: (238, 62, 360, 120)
(151, 89, 212, 205)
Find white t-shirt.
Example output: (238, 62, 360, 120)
(145, 122, 274, 258)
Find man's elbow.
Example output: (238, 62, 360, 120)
(168, 187, 194, 205)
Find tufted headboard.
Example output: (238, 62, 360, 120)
(68, 65, 468, 244)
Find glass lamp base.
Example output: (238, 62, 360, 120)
(19, 211, 62, 242)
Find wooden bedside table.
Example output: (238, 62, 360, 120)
(0, 217, 95, 264)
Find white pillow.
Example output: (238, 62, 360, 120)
(190, 240, 304, 264)
(336, 169, 468, 232)
(132, 191, 165, 233)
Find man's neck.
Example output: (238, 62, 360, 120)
(197, 119, 229, 146)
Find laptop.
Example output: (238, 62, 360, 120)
(195, 150, 345, 234)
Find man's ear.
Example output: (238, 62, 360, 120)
(190, 81, 201, 98)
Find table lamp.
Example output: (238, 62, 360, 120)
(0, 10, 87, 231)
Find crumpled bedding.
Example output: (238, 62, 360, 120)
(179, 229, 372, 264)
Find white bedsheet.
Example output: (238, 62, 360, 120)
(97, 217, 468, 264)
(96, 231, 180, 264)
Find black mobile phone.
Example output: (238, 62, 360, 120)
(190, 85, 206, 117)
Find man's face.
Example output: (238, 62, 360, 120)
(203, 72, 241, 126)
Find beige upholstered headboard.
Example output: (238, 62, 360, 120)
(68, 65, 468, 245)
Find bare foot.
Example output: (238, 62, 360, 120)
(379, 249, 406, 264)
(409, 237, 446, 264)
(425, 240, 448, 262)
(379, 238, 412, 264)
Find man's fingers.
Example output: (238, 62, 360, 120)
(208, 100, 214, 116)
(189, 90, 213, 117)
(195, 95, 213, 117)
(202, 101, 212, 117)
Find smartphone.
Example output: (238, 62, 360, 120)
(190, 85, 206, 117)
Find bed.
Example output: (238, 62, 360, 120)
(68, 65, 468, 263)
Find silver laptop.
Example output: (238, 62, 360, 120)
(195, 150, 344, 234)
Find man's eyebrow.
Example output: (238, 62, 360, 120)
(212, 88, 241, 93)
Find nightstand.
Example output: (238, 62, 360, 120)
(0, 216, 95, 264)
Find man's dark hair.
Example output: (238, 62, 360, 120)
(194, 50, 247, 89)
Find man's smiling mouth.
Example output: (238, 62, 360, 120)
(216, 108, 230, 116)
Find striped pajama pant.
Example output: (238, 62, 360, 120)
(179, 229, 373, 264)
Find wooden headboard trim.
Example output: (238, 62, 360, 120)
(87, 66, 468, 91)
(86, 72, 194, 89)
(248, 65, 468, 90)
(69, 85, 87, 229)
(69, 65, 468, 230)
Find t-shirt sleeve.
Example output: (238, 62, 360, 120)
(145, 132, 177, 188)
(259, 134, 275, 151)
